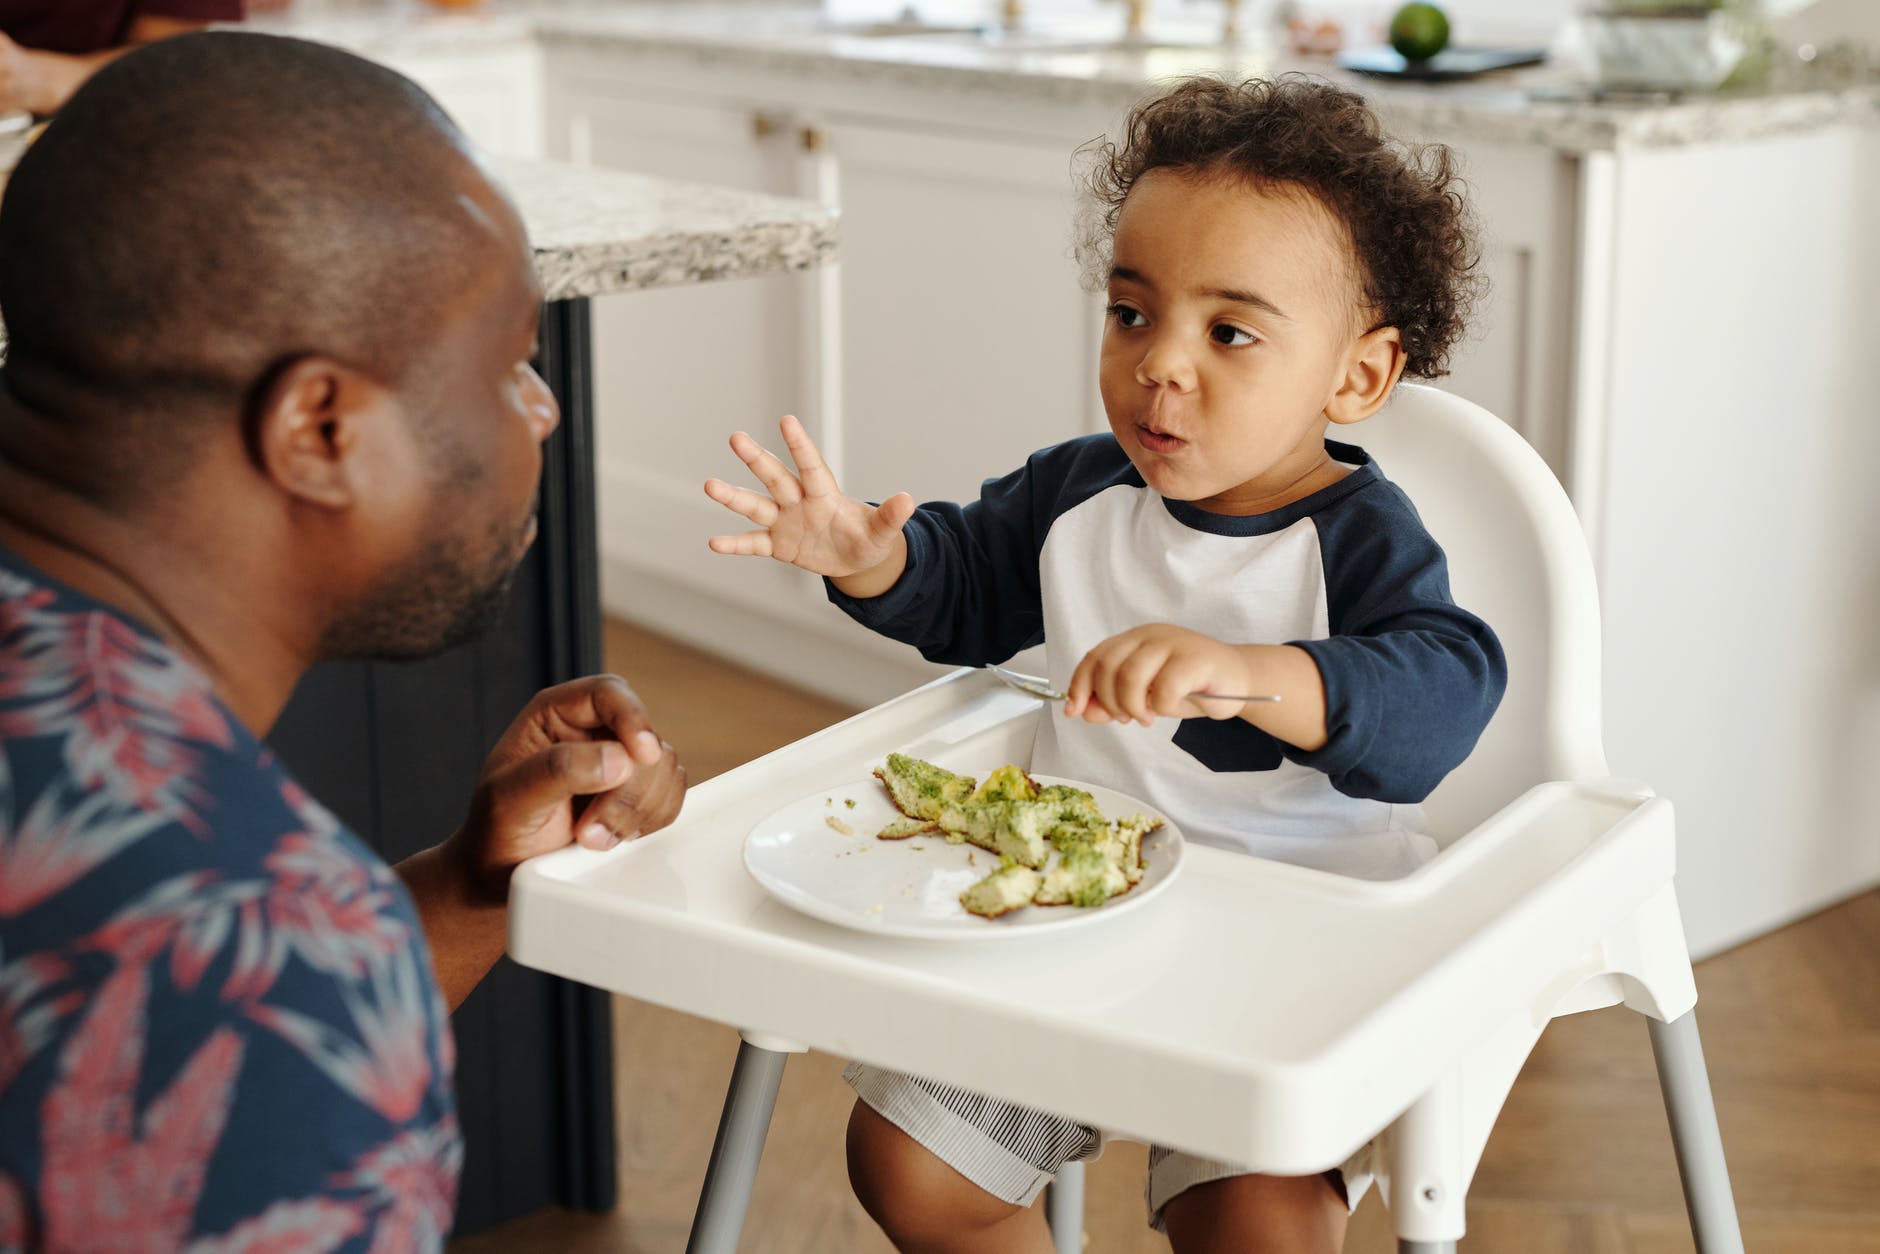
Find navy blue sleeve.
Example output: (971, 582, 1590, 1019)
(825, 435, 1135, 667)
(1284, 480, 1507, 803)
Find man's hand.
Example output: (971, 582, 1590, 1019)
(0, 33, 50, 114)
(1065, 624, 1265, 726)
(446, 674, 686, 903)
(399, 675, 686, 1009)
(703, 414, 915, 597)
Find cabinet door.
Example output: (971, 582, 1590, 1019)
(1436, 144, 1577, 482)
(826, 119, 1104, 509)
(548, 87, 833, 631)
(378, 45, 543, 159)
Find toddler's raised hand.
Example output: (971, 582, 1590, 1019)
(1064, 624, 1259, 727)
(704, 415, 916, 585)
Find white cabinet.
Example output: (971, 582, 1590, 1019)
(541, 65, 1120, 703)
(824, 118, 1104, 509)
(543, 77, 952, 701)
(379, 43, 543, 159)
(1437, 144, 1578, 484)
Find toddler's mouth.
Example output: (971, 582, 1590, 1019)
(1136, 424, 1187, 454)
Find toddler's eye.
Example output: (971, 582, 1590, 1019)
(1106, 303, 1147, 329)
(1211, 324, 1257, 347)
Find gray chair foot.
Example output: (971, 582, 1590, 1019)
(1398, 1243, 1458, 1254)
(1649, 1010, 1746, 1254)
(1045, 1159, 1085, 1253)
(685, 1038, 792, 1254)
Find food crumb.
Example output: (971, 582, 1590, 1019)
(826, 815, 856, 835)
(844, 798, 857, 809)
(866, 904, 884, 915)
(825, 797, 833, 807)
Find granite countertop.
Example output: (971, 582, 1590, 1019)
(247, 1, 1880, 154)
(0, 155, 835, 345)
(488, 156, 837, 300)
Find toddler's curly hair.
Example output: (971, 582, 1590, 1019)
(1077, 75, 1482, 379)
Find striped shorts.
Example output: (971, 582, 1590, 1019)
(845, 1062, 1375, 1230)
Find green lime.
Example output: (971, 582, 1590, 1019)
(1388, 1, 1450, 62)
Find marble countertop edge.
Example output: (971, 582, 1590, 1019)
(487, 156, 839, 300)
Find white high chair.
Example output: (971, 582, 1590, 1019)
(509, 384, 1745, 1253)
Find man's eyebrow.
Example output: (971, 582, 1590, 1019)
(1109, 265, 1290, 321)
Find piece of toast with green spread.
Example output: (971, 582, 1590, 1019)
(873, 754, 1164, 920)
(874, 753, 977, 822)
(958, 861, 1044, 918)
(1033, 843, 1130, 907)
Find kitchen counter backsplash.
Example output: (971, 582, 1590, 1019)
(242, 1, 1879, 153)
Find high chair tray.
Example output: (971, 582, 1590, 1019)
(509, 669, 1675, 1169)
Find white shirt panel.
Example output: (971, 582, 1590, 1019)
(1030, 484, 1432, 880)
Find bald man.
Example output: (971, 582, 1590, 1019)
(0, 32, 684, 1248)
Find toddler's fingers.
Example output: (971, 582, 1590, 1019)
(706, 529, 775, 557)
(867, 492, 917, 542)
(1112, 649, 1167, 726)
(1150, 656, 1208, 720)
(779, 415, 839, 496)
(703, 478, 780, 526)
(729, 430, 804, 506)
(1086, 652, 1136, 729)
(1063, 654, 1100, 718)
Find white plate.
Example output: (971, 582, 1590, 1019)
(742, 771, 1184, 939)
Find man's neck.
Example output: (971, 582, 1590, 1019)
(0, 458, 313, 736)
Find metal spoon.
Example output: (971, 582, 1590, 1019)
(987, 664, 1281, 705)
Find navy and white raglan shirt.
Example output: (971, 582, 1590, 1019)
(828, 434, 1507, 880)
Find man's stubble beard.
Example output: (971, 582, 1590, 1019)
(316, 507, 532, 663)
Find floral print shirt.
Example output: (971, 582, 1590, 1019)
(0, 547, 460, 1252)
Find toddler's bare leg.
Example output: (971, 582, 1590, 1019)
(1162, 1171, 1348, 1254)
(846, 1099, 1056, 1254)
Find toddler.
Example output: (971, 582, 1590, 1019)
(704, 74, 1506, 1254)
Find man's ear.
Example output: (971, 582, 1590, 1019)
(249, 356, 396, 509)
(1325, 325, 1407, 427)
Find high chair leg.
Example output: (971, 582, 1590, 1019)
(1397, 1242, 1457, 1253)
(1045, 1159, 1085, 1253)
(1648, 1011, 1745, 1254)
(685, 1036, 796, 1254)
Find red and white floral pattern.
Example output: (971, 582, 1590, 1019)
(0, 559, 460, 1252)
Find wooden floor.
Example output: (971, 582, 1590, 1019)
(450, 620, 1880, 1254)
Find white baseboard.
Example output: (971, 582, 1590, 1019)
(599, 556, 950, 709)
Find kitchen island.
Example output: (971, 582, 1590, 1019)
(262, 153, 834, 1236)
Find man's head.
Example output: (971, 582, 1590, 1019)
(0, 32, 557, 660)
(1076, 76, 1481, 514)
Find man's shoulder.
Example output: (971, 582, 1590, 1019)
(5, 549, 251, 781)
(0, 587, 454, 1252)
(0, 551, 395, 945)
